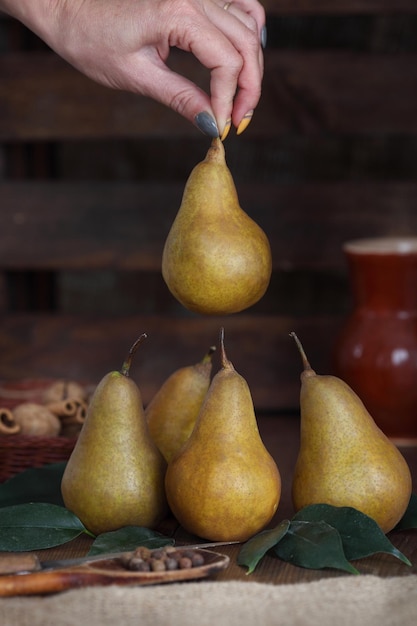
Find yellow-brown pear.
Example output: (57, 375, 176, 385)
(146, 346, 215, 463)
(61, 334, 167, 536)
(165, 329, 281, 541)
(290, 332, 412, 533)
(162, 138, 272, 315)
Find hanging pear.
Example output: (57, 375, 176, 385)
(61, 334, 168, 536)
(162, 138, 272, 315)
(165, 329, 281, 541)
(290, 332, 412, 533)
(146, 346, 216, 463)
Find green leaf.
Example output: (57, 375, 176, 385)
(394, 493, 417, 531)
(0, 463, 66, 508)
(237, 519, 290, 574)
(0, 503, 90, 551)
(274, 520, 359, 575)
(293, 504, 411, 566)
(88, 526, 174, 556)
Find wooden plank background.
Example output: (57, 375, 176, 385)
(0, 3, 416, 412)
(1, 50, 417, 139)
(0, 182, 416, 271)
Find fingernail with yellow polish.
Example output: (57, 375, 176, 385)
(221, 118, 231, 141)
(236, 110, 253, 135)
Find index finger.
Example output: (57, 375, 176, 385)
(205, 1, 264, 135)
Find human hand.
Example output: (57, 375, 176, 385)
(1, 0, 266, 138)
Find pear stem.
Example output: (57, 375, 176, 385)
(289, 332, 316, 375)
(206, 137, 225, 164)
(202, 345, 216, 364)
(219, 327, 234, 370)
(121, 333, 148, 377)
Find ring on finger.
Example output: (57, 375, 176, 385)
(223, 2, 232, 10)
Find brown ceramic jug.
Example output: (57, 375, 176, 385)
(333, 237, 417, 444)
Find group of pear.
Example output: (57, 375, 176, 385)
(61, 329, 281, 541)
(61, 328, 412, 541)
(62, 139, 412, 541)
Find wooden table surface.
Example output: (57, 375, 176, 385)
(27, 414, 417, 585)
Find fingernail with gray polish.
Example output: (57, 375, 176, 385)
(195, 111, 219, 138)
(261, 25, 267, 49)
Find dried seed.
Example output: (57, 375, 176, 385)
(133, 546, 151, 560)
(151, 549, 165, 560)
(165, 557, 179, 571)
(129, 557, 150, 572)
(150, 558, 166, 572)
(191, 552, 205, 567)
(181, 550, 196, 560)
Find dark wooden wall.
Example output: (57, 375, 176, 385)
(1, 1, 417, 410)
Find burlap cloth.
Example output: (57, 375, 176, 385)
(1, 575, 417, 626)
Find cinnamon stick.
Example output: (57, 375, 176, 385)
(0, 408, 21, 435)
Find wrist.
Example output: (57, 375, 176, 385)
(0, 1, 68, 48)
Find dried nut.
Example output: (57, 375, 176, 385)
(12, 403, 61, 436)
(181, 550, 196, 560)
(128, 557, 148, 571)
(150, 559, 166, 572)
(133, 546, 151, 560)
(151, 549, 165, 560)
(42, 380, 87, 404)
(133, 559, 151, 572)
(191, 552, 205, 567)
(121, 546, 206, 572)
(165, 558, 179, 571)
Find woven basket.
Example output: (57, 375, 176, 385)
(0, 379, 83, 483)
(0, 435, 77, 482)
